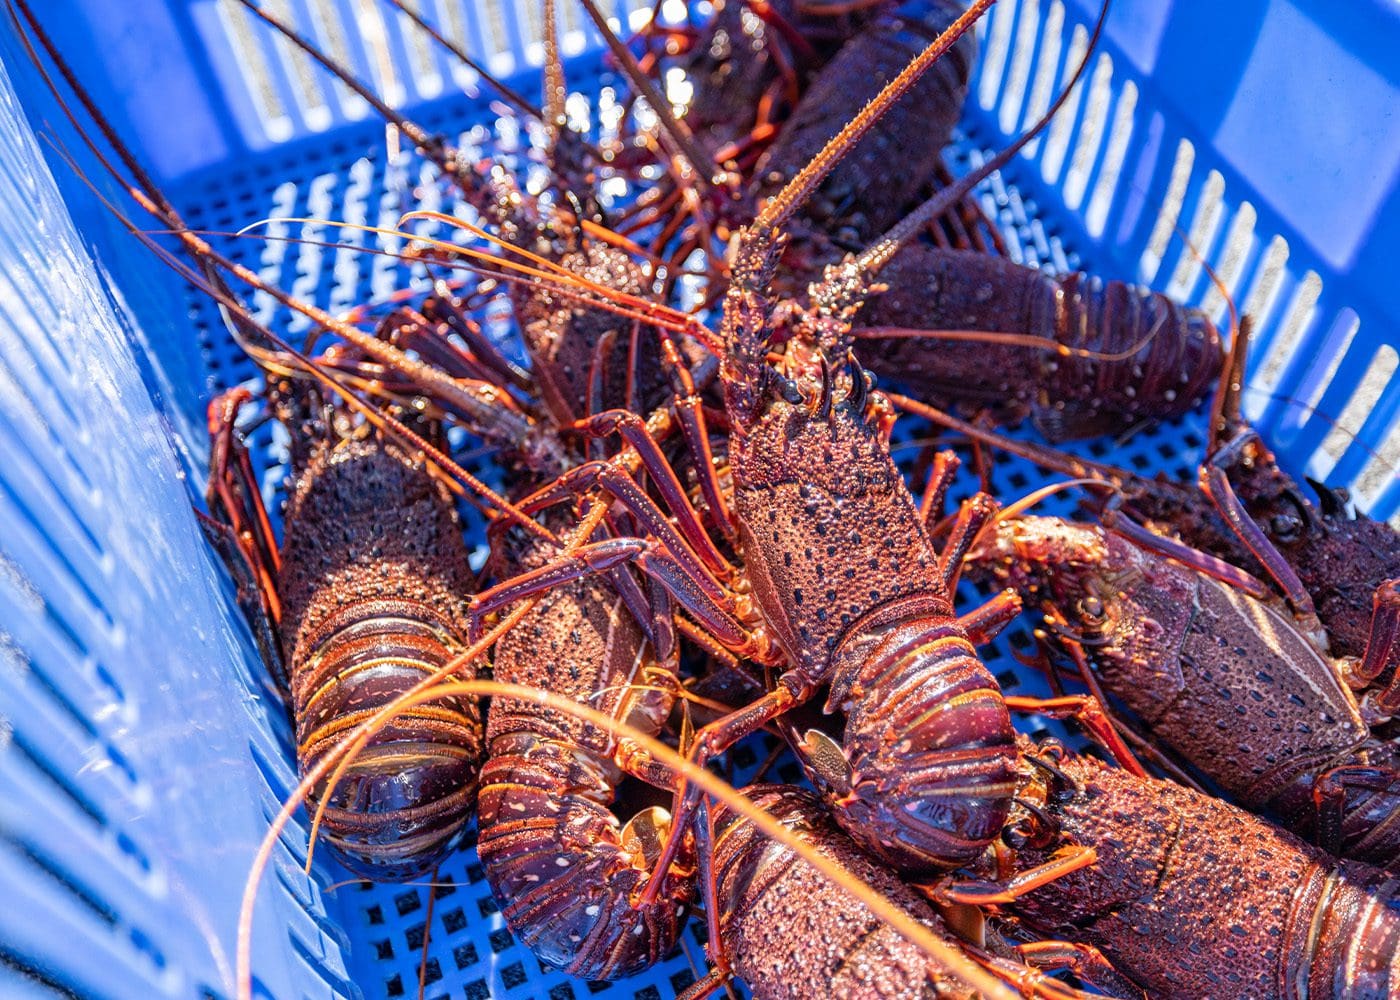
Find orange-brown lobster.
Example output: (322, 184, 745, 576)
(969, 513, 1400, 872)
(204, 381, 486, 881)
(470, 0, 1027, 881)
(979, 739, 1400, 999)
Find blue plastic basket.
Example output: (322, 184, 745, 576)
(0, 1, 1396, 998)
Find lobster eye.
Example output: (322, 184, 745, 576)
(1271, 513, 1302, 543)
(1078, 595, 1105, 622)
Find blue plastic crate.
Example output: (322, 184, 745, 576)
(0, 1, 1396, 999)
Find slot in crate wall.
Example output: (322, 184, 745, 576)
(0, 2, 1396, 999)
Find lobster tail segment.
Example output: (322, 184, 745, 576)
(825, 618, 1018, 872)
(278, 436, 486, 881)
(476, 742, 694, 979)
(293, 607, 483, 881)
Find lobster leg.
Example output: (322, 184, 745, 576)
(1344, 579, 1400, 712)
(639, 686, 804, 907)
(936, 492, 1001, 591)
(369, 308, 517, 393)
(1004, 694, 1146, 779)
(470, 537, 763, 656)
(204, 389, 287, 687)
(1098, 499, 1271, 599)
(956, 589, 1023, 645)
(927, 845, 1098, 906)
(930, 159, 1007, 257)
(1010, 942, 1146, 1000)
(1311, 764, 1400, 856)
(418, 292, 535, 391)
(584, 329, 621, 462)
(677, 796, 733, 1000)
(569, 408, 736, 576)
(196, 513, 286, 694)
(918, 449, 961, 530)
(517, 458, 737, 608)
(1201, 429, 1325, 639)
(655, 332, 737, 545)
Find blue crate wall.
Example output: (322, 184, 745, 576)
(0, 48, 360, 1000)
(0, 2, 1398, 1000)
(970, 0, 1400, 515)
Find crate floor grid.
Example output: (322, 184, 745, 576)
(1, 2, 1397, 1000)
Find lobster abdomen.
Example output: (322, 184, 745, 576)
(855, 247, 1223, 440)
(833, 616, 1018, 871)
(279, 437, 484, 881)
(476, 522, 691, 980)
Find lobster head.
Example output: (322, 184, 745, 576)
(968, 515, 1181, 660)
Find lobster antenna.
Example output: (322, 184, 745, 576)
(9, 0, 185, 223)
(1166, 208, 1247, 451)
(381, 0, 543, 120)
(235, 211, 717, 346)
(576, 0, 717, 195)
(10, 0, 558, 542)
(232, 0, 459, 176)
(1209, 313, 1252, 449)
(543, 0, 568, 147)
(45, 132, 549, 535)
(859, 0, 1111, 274)
(755, 0, 995, 233)
(852, 318, 1169, 363)
(886, 390, 1138, 485)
